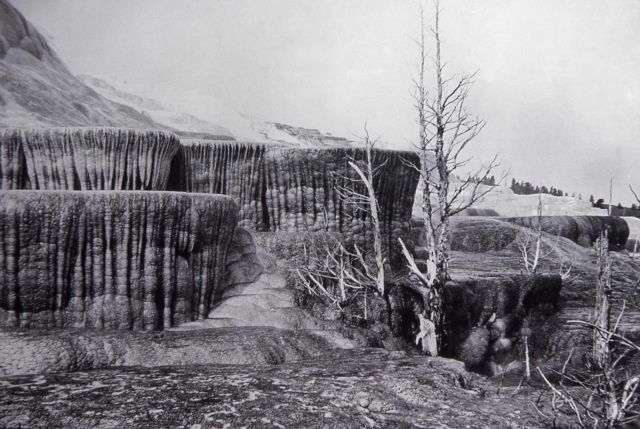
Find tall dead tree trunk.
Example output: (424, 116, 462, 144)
(348, 128, 385, 297)
(401, 0, 500, 356)
(593, 232, 612, 369)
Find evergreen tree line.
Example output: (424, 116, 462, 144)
(510, 178, 574, 198)
(469, 175, 497, 186)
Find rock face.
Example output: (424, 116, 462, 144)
(1, 128, 180, 190)
(0, 191, 238, 329)
(505, 215, 629, 250)
(172, 140, 420, 255)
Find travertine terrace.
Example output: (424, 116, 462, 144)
(0, 128, 420, 330)
(172, 140, 419, 255)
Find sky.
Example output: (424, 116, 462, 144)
(13, 0, 640, 205)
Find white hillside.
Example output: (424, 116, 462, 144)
(413, 182, 607, 218)
(467, 184, 606, 217)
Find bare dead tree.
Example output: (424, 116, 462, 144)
(535, 303, 640, 428)
(296, 237, 379, 320)
(608, 178, 614, 216)
(534, 228, 639, 428)
(630, 186, 640, 261)
(338, 124, 386, 297)
(516, 193, 551, 274)
(631, 185, 640, 206)
(398, 0, 501, 356)
(297, 125, 387, 320)
(593, 232, 612, 369)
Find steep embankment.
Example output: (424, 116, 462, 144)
(0, 0, 161, 129)
(447, 216, 640, 374)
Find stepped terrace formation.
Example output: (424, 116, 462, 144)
(170, 140, 420, 257)
(0, 128, 420, 331)
(0, 128, 238, 330)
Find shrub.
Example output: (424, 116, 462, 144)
(460, 327, 490, 370)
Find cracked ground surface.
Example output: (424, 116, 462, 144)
(0, 349, 543, 429)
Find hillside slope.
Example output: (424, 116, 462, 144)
(0, 0, 159, 129)
(80, 75, 235, 140)
(82, 75, 356, 147)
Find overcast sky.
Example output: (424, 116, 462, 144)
(14, 0, 640, 204)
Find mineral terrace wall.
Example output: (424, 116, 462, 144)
(0, 191, 237, 329)
(0, 128, 238, 330)
(0, 129, 420, 330)
(1, 128, 179, 190)
(171, 140, 420, 256)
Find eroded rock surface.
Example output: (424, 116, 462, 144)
(0, 191, 238, 329)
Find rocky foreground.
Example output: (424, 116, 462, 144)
(0, 348, 543, 429)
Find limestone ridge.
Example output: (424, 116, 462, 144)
(172, 140, 420, 256)
(0, 128, 180, 190)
